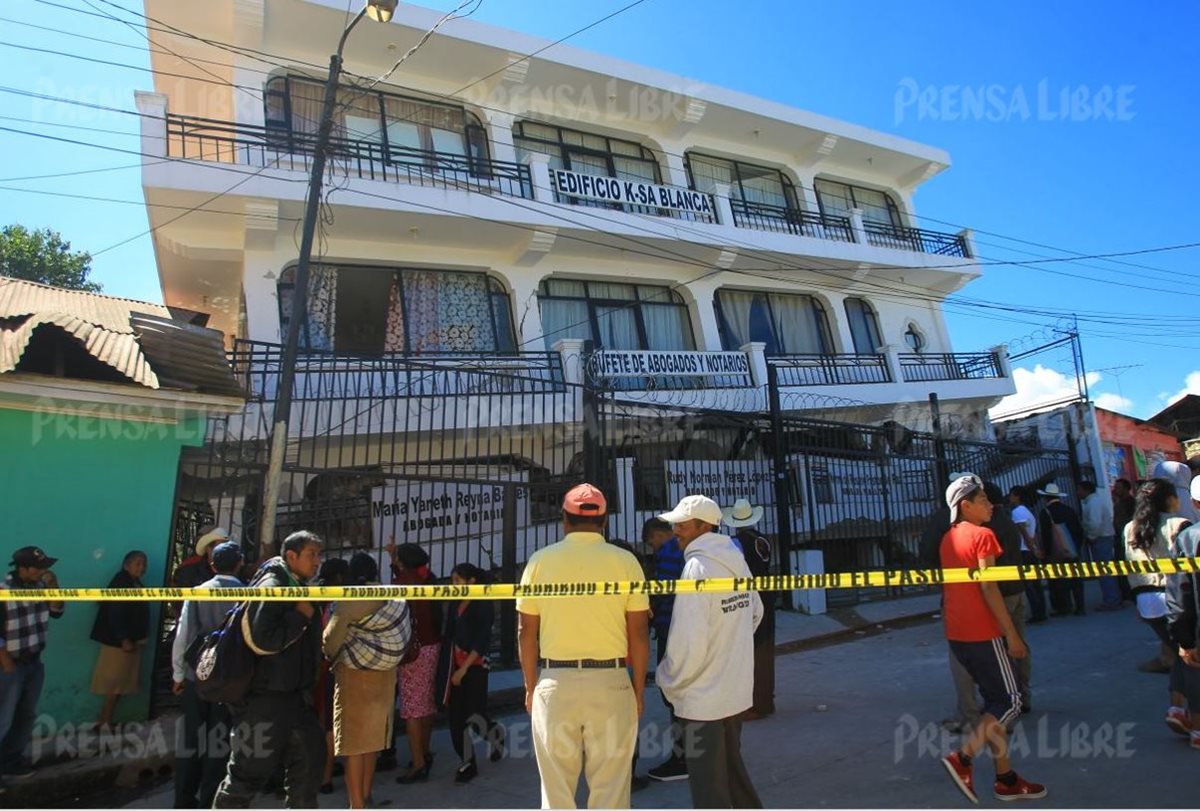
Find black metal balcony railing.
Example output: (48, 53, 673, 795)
(899, 352, 1003, 383)
(166, 114, 535, 199)
(729, 200, 854, 242)
(228, 341, 565, 402)
(862, 221, 970, 257)
(770, 353, 892, 387)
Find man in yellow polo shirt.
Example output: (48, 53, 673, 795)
(517, 483, 651, 809)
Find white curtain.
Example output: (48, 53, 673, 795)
(642, 304, 692, 351)
(769, 294, 825, 354)
(538, 299, 591, 350)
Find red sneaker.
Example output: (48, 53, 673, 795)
(1166, 707, 1192, 737)
(940, 752, 978, 804)
(994, 774, 1047, 801)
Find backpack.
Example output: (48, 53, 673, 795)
(184, 602, 257, 704)
(339, 600, 415, 671)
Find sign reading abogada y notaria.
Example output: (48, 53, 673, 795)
(550, 169, 715, 216)
(593, 350, 750, 378)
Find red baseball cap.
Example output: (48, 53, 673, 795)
(562, 483, 607, 516)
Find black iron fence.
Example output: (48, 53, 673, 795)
(771, 353, 892, 386)
(162, 342, 1068, 676)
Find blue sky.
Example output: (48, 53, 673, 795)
(2, 0, 1198, 419)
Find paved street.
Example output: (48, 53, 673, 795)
(126, 592, 1191, 808)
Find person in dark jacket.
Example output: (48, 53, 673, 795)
(436, 563, 500, 784)
(1037, 484, 1087, 616)
(213, 531, 325, 809)
(1166, 479, 1200, 747)
(170, 541, 244, 809)
(642, 517, 688, 783)
(90, 550, 150, 729)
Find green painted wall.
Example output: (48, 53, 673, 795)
(0, 405, 206, 728)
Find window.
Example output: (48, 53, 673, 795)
(844, 298, 883, 354)
(264, 76, 489, 171)
(686, 153, 798, 212)
(904, 323, 926, 353)
(714, 290, 833, 355)
(278, 266, 516, 354)
(513, 122, 661, 210)
(536, 280, 695, 351)
(814, 179, 902, 227)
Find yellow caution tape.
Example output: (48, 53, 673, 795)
(2, 557, 1196, 601)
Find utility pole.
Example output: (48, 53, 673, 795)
(259, 3, 395, 558)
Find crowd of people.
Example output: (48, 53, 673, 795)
(1, 459, 1198, 807)
(932, 458, 1200, 804)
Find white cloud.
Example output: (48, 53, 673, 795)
(989, 364, 1098, 418)
(1164, 371, 1200, 406)
(1094, 392, 1134, 413)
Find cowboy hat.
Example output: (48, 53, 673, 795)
(722, 498, 765, 528)
(1036, 483, 1065, 498)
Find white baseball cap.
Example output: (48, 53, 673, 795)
(659, 495, 724, 527)
(946, 474, 984, 523)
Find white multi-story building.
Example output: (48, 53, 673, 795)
(135, 0, 1019, 572)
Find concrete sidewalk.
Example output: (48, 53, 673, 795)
(6, 593, 941, 807)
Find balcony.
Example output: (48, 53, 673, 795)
(770, 353, 892, 386)
(728, 201, 854, 242)
(164, 114, 535, 200)
(862, 222, 970, 257)
(899, 352, 1004, 383)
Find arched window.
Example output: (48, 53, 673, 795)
(714, 290, 833, 355)
(536, 280, 694, 351)
(278, 266, 515, 355)
(814, 178, 902, 227)
(844, 298, 883, 354)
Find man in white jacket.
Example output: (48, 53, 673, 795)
(656, 495, 763, 809)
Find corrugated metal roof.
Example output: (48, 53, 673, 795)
(0, 278, 242, 399)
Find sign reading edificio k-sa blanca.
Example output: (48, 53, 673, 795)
(550, 169, 715, 217)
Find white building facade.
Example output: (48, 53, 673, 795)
(136, 0, 1022, 584)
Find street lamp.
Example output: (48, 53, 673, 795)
(259, 0, 395, 557)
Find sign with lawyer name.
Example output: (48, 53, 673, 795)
(593, 350, 751, 378)
(550, 169, 715, 217)
(369, 474, 529, 549)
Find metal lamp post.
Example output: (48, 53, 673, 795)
(259, 0, 397, 558)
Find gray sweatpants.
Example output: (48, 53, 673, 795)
(680, 716, 762, 809)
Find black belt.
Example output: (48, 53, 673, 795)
(540, 657, 626, 669)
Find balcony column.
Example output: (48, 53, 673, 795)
(878, 343, 905, 384)
(134, 91, 168, 159)
(711, 182, 735, 227)
(553, 338, 587, 385)
(846, 207, 867, 245)
(680, 275, 724, 351)
(485, 110, 518, 165)
(958, 227, 978, 259)
(523, 153, 554, 203)
(661, 148, 690, 188)
(990, 343, 1013, 378)
(740, 341, 769, 389)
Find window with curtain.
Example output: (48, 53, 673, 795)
(715, 289, 833, 355)
(685, 153, 798, 212)
(844, 297, 883, 353)
(278, 266, 515, 354)
(536, 280, 694, 351)
(264, 75, 489, 169)
(814, 178, 902, 226)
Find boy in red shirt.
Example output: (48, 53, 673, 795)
(939, 474, 1046, 803)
